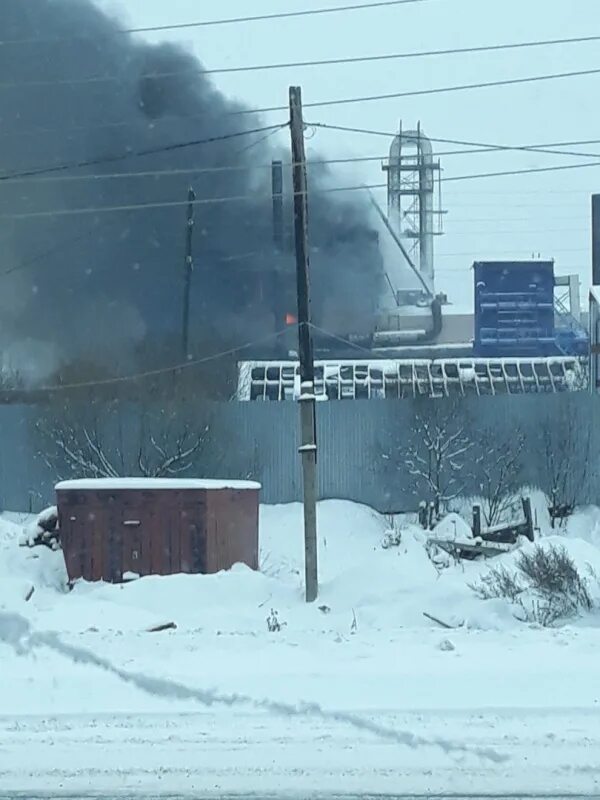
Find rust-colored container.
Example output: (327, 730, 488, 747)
(55, 478, 260, 583)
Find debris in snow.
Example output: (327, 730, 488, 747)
(382, 529, 402, 549)
(267, 609, 286, 632)
(37, 506, 58, 530)
(350, 608, 358, 634)
(438, 638, 456, 652)
(318, 604, 331, 614)
(423, 611, 456, 629)
(431, 536, 513, 561)
(19, 506, 60, 551)
(24, 585, 34, 603)
(146, 621, 177, 633)
(432, 513, 472, 542)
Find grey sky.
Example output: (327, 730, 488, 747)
(97, 0, 600, 310)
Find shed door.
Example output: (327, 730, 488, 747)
(180, 503, 206, 574)
(120, 495, 153, 578)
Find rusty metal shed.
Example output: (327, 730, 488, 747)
(55, 478, 260, 583)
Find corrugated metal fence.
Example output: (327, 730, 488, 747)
(0, 393, 598, 513)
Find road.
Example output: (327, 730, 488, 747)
(1, 794, 598, 799)
(1, 710, 599, 797)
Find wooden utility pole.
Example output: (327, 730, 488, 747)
(181, 186, 196, 360)
(289, 85, 318, 603)
(272, 160, 284, 252)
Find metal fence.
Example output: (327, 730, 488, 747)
(0, 392, 598, 514)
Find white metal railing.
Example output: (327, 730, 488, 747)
(237, 356, 586, 401)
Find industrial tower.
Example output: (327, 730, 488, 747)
(382, 123, 444, 300)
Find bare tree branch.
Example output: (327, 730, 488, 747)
(37, 402, 219, 481)
(400, 402, 474, 519)
(476, 428, 525, 527)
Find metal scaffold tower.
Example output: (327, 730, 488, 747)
(382, 122, 444, 298)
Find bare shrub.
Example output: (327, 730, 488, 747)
(470, 544, 594, 626)
(266, 609, 286, 632)
(404, 400, 474, 520)
(471, 563, 523, 603)
(518, 546, 592, 616)
(35, 395, 228, 481)
(474, 429, 526, 527)
(538, 394, 591, 527)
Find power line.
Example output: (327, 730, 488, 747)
(0, 123, 288, 183)
(312, 122, 600, 157)
(4, 158, 600, 221)
(0, 0, 428, 46)
(0, 328, 297, 393)
(4, 140, 600, 190)
(440, 228, 589, 234)
(343, 158, 600, 188)
(4, 61, 600, 142)
(444, 161, 600, 182)
(4, 33, 600, 89)
(446, 216, 586, 222)
(4, 63, 600, 142)
(247, 66, 600, 114)
(444, 190, 590, 195)
(308, 323, 374, 356)
(0, 192, 275, 221)
(5, 133, 600, 190)
(436, 248, 588, 258)
(0, 230, 96, 277)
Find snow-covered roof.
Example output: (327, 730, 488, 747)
(55, 478, 261, 491)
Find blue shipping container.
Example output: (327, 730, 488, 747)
(473, 260, 556, 357)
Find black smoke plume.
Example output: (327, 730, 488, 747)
(0, 0, 383, 384)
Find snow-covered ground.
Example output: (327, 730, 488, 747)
(1, 499, 600, 795)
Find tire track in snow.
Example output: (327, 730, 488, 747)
(0, 612, 505, 762)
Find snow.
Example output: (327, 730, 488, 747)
(36, 504, 58, 525)
(55, 477, 261, 490)
(432, 511, 473, 540)
(1, 501, 600, 794)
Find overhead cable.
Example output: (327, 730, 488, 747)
(4, 133, 600, 189)
(0, 68, 600, 142)
(4, 158, 600, 221)
(0, 123, 288, 182)
(4, 62, 600, 141)
(310, 121, 600, 159)
(0, 230, 96, 277)
(3, 33, 600, 88)
(0, 0, 429, 46)
(243, 66, 600, 114)
(0, 328, 297, 393)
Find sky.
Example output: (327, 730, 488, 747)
(96, 0, 600, 311)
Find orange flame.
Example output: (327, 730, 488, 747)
(285, 313, 298, 325)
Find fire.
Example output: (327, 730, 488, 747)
(285, 313, 298, 325)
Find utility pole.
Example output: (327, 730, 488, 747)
(289, 85, 318, 603)
(271, 159, 286, 352)
(272, 160, 284, 252)
(182, 186, 196, 360)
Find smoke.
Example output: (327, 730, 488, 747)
(0, 611, 506, 763)
(0, 0, 383, 382)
